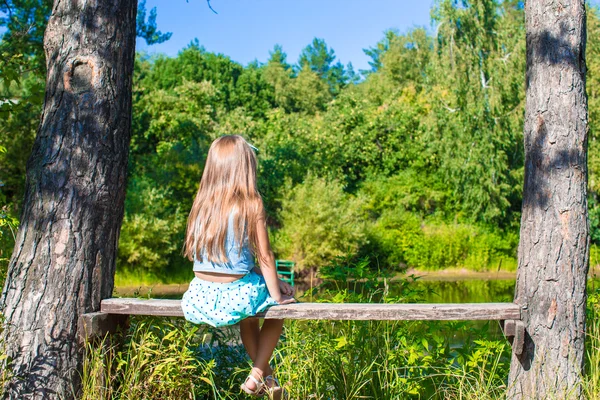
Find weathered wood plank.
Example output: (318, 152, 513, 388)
(503, 319, 517, 337)
(100, 299, 521, 321)
(101, 298, 185, 317)
(78, 312, 129, 342)
(513, 320, 525, 356)
(259, 302, 521, 320)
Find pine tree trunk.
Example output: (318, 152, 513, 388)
(0, 0, 137, 398)
(507, 1, 589, 398)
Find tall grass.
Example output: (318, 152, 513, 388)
(79, 318, 218, 399)
(76, 260, 600, 399)
(583, 291, 600, 399)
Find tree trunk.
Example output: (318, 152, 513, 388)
(0, 0, 137, 398)
(507, 1, 589, 398)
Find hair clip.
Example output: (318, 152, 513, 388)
(248, 143, 258, 152)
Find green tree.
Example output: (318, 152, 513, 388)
(298, 37, 348, 95)
(273, 175, 365, 271)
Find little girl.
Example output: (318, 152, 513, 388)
(181, 135, 295, 399)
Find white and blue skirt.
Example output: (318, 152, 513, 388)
(181, 271, 278, 328)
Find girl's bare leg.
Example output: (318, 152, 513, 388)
(240, 319, 284, 391)
(240, 319, 260, 363)
(253, 319, 283, 380)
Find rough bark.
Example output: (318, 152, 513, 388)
(507, 1, 589, 398)
(0, 0, 137, 398)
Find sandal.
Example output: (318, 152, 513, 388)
(264, 376, 284, 400)
(241, 373, 264, 397)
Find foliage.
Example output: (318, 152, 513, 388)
(272, 175, 366, 271)
(117, 177, 187, 280)
(0, 314, 11, 392)
(0, 205, 18, 285)
(0, 0, 51, 215)
(373, 216, 518, 271)
(0, 148, 19, 283)
(584, 290, 600, 399)
(298, 37, 349, 96)
(136, 0, 172, 45)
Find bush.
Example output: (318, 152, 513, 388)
(272, 174, 365, 271)
(366, 210, 518, 272)
(117, 176, 187, 281)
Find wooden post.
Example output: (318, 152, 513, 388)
(78, 313, 129, 343)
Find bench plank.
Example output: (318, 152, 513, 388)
(100, 299, 521, 321)
(101, 298, 184, 317)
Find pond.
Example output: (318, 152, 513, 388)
(115, 275, 600, 303)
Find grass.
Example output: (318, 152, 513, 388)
(114, 268, 191, 288)
(78, 318, 513, 399)
(583, 292, 600, 399)
(80, 258, 600, 399)
(80, 318, 219, 400)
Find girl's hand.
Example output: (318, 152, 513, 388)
(278, 280, 295, 297)
(275, 295, 296, 305)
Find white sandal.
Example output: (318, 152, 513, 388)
(241, 373, 264, 397)
(264, 376, 284, 400)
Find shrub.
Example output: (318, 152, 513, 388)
(366, 210, 518, 272)
(272, 174, 365, 271)
(117, 176, 186, 281)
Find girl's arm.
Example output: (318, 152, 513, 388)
(255, 210, 295, 304)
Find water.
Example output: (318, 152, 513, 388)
(115, 276, 600, 303)
(416, 279, 516, 303)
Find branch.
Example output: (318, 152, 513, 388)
(186, 0, 218, 14)
(206, 0, 218, 14)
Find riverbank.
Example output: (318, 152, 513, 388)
(406, 266, 600, 281)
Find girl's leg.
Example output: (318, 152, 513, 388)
(239, 319, 260, 363)
(253, 319, 284, 377)
(240, 319, 284, 391)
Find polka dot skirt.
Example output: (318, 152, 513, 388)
(181, 271, 278, 327)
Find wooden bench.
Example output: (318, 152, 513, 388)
(80, 299, 525, 355)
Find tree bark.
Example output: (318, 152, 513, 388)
(507, 1, 589, 398)
(0, 0, 137, 398)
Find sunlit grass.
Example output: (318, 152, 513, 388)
(583, 292, 600, 399)
(79, 318, 218, 400)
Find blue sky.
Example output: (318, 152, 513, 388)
(136, 0, 435, 72)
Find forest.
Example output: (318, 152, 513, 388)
(1, 0, 600, 283)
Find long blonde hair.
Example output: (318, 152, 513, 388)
(184, 135, 263, 262)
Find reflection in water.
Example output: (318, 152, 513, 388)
(415, 279, 516, 304)
(411, 277, 599, 304)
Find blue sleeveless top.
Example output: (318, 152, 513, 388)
(193, 212, 255, 275)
